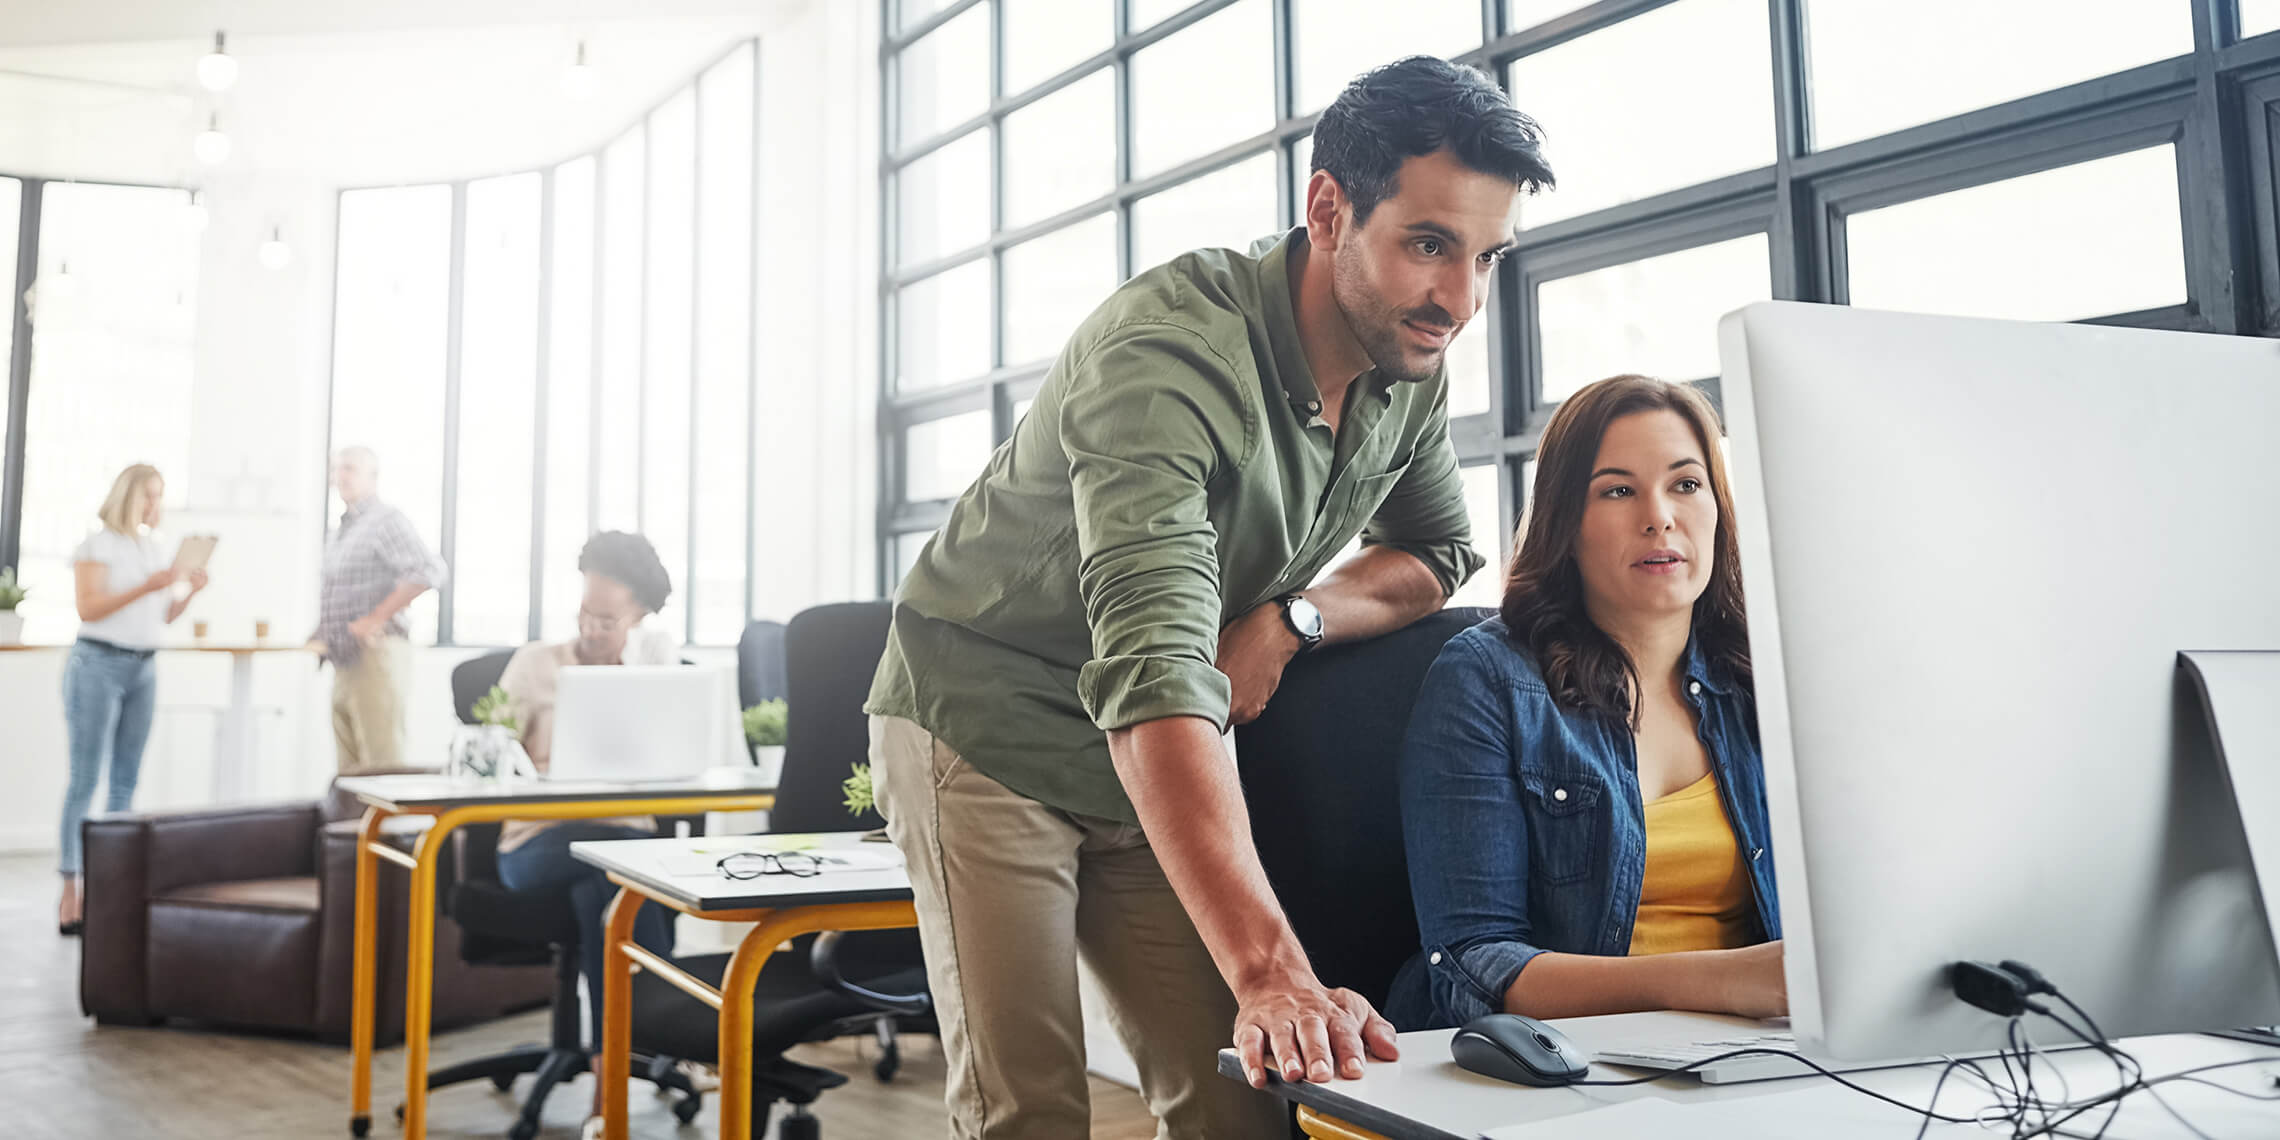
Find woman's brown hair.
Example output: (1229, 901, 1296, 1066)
(1499, 375, 1750, 726)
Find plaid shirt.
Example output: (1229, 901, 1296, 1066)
(319, 498, 446, 666)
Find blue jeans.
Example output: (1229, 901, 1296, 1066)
(497, 822, 672, 1047)
(60, 639, 157, 875)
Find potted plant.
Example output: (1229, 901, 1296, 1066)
(743, 699, 788, 784)
(0, 569, 25, 646)
(449, 685, 531, 782)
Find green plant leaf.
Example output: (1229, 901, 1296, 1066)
(742, 699, 788, 747)
(842, 763, 875, 816)
(471, 685, 520, 734)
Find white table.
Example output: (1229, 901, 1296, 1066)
(0, 640, 307, 802)
(1219, 1010, 2280, 1139)
(178, 642, 309, 802)
(570, 832, 918, 1140)
(335, 770, 778, 1140)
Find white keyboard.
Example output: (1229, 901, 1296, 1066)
(1596, 1032, 1944, 1085)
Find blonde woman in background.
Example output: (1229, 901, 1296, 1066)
(56, 464, 208, 935)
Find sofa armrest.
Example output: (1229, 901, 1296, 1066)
(80, 814, 154, 1023)
(140, 801, 325, 896)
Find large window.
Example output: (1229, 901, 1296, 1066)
(11, 183, 201, 645)
(876, 0, 2280, 600)
(325, 41, 765, 646)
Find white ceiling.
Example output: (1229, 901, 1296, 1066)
(0, 1, 809, 187)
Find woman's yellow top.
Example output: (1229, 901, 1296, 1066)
(1629, 771, 1757, 956)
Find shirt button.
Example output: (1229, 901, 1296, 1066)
(1553, 787, 1568, 802)
(1429, 952, 1442, 965)
(1688, 681, 1702, 696)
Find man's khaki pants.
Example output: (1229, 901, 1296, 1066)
(870, 715, 1288, 1140)
(333, 636, 411, 774)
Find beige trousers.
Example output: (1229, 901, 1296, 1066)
(332, 636, 411, 774)
(870, 716, 1288, 1140)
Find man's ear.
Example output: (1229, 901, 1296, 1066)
(1303, 168, 1350, 253)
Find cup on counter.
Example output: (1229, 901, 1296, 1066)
(192, 620, 209, 641)
(254, 619, 271, 642)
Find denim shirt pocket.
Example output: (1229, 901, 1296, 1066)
(1516, 769, 1605, 886)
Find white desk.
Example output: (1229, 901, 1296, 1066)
(1219, 1011, 2280, 1139)
(335, 771, 777, 1140)
(570, 832, 919, 1140)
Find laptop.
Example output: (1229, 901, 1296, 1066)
(550, 665, 742, 783)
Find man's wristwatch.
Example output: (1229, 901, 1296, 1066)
(1275, 593, 1324, 652)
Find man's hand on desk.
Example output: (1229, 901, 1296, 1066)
(1232, 965, 1400, 1088)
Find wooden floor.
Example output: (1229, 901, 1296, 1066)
(0, 853, 1158, 1139)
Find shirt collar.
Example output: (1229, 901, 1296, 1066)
(340, 496, 382, 525)
(1257, 227, 1402, 425)
(1682, 632, 1735, 696)
(1257, 228, 1328, 421)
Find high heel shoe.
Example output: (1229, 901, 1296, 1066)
(58, 920, 83, 937)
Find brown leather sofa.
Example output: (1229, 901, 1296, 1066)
(78, 777, 553, 1044)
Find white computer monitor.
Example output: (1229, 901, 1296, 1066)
(551, 664, 744, 782)
(1718, 301, 2280, 1061)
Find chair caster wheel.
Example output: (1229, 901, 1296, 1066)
(779, 1112, 821, 1140)
(349, 1114, 370, 1138)
(508, 1120, 539, 1140)
(394, 1104, 405, 1123)
(491, 1070, 517, 1092)
(674, 1094, 704, 1124)
(874, 1055, 900, 1082)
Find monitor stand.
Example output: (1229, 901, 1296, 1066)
(2178, 651, 2280, 976)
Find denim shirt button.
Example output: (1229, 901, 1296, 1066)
(1752, 848, 1764, 860)
(1553, 787, 1568, 802)
(1688, 681, 1702, 696)
(1430, 951, 1443, 965)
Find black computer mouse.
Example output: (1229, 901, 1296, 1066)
(1450, 1013, 1593, 1087)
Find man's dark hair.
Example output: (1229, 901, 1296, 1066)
(1310, 56, 1554, 225)
(578, 530, 673, 613)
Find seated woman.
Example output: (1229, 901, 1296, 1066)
(1387, 374, 1783, 1030)
(495, 531, 680, 1045)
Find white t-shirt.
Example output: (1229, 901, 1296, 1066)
(73, 528, 171, 650)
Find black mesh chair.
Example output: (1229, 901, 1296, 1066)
(1235, 607, 1494, 1013)
(626, 600, 934, 1139)
(424, 649, 702, 1140)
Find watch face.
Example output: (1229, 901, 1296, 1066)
(1287, 596, 1324, 639)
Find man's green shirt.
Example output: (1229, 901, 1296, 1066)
(865, 228, 1485, 823)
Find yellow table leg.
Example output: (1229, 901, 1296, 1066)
(398, 810, 467, 1140)
(1297, 1105, 1395, 1140)
(348, 808, 386, 1137)
(600, 886, 643, 1140)
(716, 902, 918, 1139)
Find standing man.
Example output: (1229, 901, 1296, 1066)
(866, 58, 1553, 1138)
(318, 445, 446, 773)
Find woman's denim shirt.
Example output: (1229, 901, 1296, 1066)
(1385, 616, 1780, 1030)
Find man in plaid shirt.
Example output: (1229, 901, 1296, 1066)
(318, 446, 446, 773)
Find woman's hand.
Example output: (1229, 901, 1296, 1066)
(1715, 940, 1789, 1019)
(143, 568, 180, 594)
(186, 569, 210, 594)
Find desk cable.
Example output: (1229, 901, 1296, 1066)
(1568, 959, 2280, 1139)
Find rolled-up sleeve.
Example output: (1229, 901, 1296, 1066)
(376, 512, 448, 590)
(1400, 635, 1546, 1026)
(1362, 383, 1484, 598)
(1063, 323, 1252, 733)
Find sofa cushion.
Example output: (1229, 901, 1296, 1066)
(148, 899, 320, 1030)
(157, 876, 321, 914)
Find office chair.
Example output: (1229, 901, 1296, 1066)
(737, 619, 789, 708)
(625, 600, 935, 1139)
(423, 649, 702, 1140)
(1235, 607, 1493, 1012)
